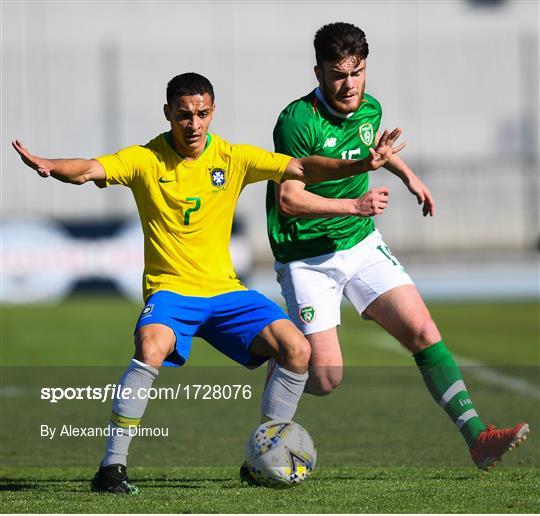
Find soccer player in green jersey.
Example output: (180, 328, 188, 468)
(13, 72, 407, 493)
(265, 23, 529, 470)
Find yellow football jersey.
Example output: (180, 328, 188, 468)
(96, 132, 290, 299)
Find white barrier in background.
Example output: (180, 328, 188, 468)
(0, 220, 252, 304)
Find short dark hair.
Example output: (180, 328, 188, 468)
(166, 73, 215, 105)
(314, 22, 369, 66)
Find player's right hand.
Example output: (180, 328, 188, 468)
(353, 187, 389, 217)
(12, 140, 52, 178)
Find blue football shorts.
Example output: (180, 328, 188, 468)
(135, 289, 289, 368)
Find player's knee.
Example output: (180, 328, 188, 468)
(278, 334, 311, 371)
(411, 318, 441, 352)
(135, 333, 170, 367)
(305, 371, 342, 396)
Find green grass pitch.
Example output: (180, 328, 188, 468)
(1, 297, 539, 513)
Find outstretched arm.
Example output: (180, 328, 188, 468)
(273, 128, 402, 218)
(383, 155, 435, 217)
(12, 140, 106, 185)
(283, 128, 405, 184)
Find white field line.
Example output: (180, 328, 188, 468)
(366, 333, 540, 400)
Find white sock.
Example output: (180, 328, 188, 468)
(261, 363, 308, 421)
(102, 359, 159, 467)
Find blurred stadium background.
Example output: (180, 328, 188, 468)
(1, 0, 538, 303)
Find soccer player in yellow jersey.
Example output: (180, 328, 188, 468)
(12, 72, 406, 494)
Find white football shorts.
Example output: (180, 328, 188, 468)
(275, 229, 414, 335)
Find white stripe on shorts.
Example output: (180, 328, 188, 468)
(456, 409, 479, 429)
(438, 380, 466, 408)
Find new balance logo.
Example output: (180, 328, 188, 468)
(323, 137, 337, 148)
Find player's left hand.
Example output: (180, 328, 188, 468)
(368, 128, 406, 170)
(403, 174, 435, 217)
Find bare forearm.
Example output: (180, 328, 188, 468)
(384, 154, 435, 216)
(47, 158, 100, 184)
(383, 155, 414, 181)
(278, 187, 357, 218)
(295, 155, 371, 184)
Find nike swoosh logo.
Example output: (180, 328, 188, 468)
(159, 177, 174, 183)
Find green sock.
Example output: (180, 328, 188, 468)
(414, 341, 486, 447)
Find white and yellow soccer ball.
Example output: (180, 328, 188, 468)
(244, 420, 317, 488)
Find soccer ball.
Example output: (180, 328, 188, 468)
(244, 420, 317, 488)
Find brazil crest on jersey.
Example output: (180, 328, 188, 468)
(266, 88, 382, 263)
(96, 132, 290, 299)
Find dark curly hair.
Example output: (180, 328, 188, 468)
(314, 22, 369, 66)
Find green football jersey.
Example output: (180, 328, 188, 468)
(266, 88, 382, 263)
